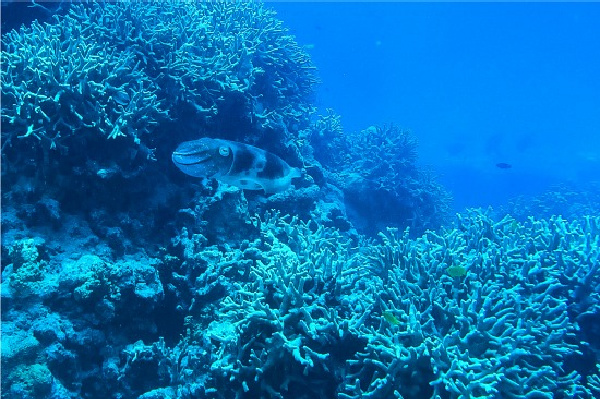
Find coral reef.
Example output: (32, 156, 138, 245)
(1, 1, 314, 188)
(341, 212, 599, 398)
(3, 2, 597, 399)
(3, 204, 599, 398)
(1, 1, 316, 163)
(498, 181, 600, 223)
(1, 1, 450, 245)
(1, 0, 319, 249)
(310, 118, 452, 236)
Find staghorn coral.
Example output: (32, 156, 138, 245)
(173, 212, 372, 397)
(308, 108, 345, 168)
(1, 1, 315, 157)
(167, 210, 600, 398)
(339, 211, 599, 398)
(63, 1, 317, 140)
(161, 211, 598, 398)
(588, 365, 600, 396)
(1, 16, 165, 157)
(2, 201, 599, 398)
(2, 6, 598, 397)
(175, 211, 597, 398)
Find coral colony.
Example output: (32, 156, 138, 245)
(1, 2, 599, 398)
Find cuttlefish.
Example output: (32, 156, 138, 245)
(172, 138, 301, 193)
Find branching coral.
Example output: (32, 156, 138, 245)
(340, 211, 599, 398)
(67, 1, 317, 136)
(2, 206, 599, 398)
(1, 1, 316, 176)
(2, 4, 599, 399)
(169, 211, 598, 398)
(191, 213, 371, 397)
(1, 17, 165, 155)
(308, 108, 345, 168)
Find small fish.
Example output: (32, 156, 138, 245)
(496, 162, 512, 169)
(447, 263, 467, 277)
(113, 91, 131, 105)
(382, 311, 400, 325)
(172, 138, 301, 193)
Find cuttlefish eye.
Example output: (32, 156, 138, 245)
(218, 146, 230, 157)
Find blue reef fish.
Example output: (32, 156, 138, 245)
(172, 138, 301, 193)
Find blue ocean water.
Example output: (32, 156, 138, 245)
(1, 2, 600, 399)
(275, 2, 600, 210)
